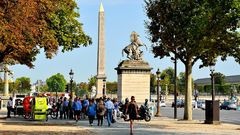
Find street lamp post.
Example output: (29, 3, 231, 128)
(210, 64, 215, 101)
(69, 69, 74, 98)
(103, 78, 106, 97)
(205, 62, 220, 124)
(155, 68, 161, 117)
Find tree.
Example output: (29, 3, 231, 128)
(15, 77, 31, 93)
(46, 73, 67, 92)
(213, 72, 226, 94)
(160, 70, 170, 94)
(160, 67, 175, 94)
(145, 0, 240, 120)
(88, 76, 96, 91)
(79, 82, 89, 91)
(164, 67, 175, 84)
(106, 81, 118, 94)
(150, 73, 156, 94)
(38, 85, 49, 92)
(214, 72, 226, 85)
(0, 0, 92, 67)
(178, 72, 186, 95)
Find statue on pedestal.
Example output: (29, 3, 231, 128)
(122, 31, 147, 60)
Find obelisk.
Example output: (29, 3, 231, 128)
(96, 3, 106, 97)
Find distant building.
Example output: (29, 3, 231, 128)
(31, 80, 46, 93)
(194, 75, 240, 85)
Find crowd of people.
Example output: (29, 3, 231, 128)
(7, 95, 140, 135)
(51, 95, 125, 127)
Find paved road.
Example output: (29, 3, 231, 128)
(160, 107, 240, 124)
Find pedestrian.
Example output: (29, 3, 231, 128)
(68, 96, 73, 119)
(105, 97, 114, 127)
(7, 97, 15, 118)
(63, 97, 69, 119)
(113, 98, 119, 123)
(97, 98, 105, 126)
(73, 97, 82, 122)
(87, 99, 96, 126)
(123, 98, 129, 116)
(58, 97, 64, 119)
(126, 96, 138, 135)
(83, 96, 89, 118)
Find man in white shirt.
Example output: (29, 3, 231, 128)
(105, 98, 114, 126)
(7, 97, 13, 118)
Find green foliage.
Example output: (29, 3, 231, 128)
(15, 77, 31, 93)
(150, 73, 156, 93)
(163, 67, 175, 84)
(214, 72, 226, 85)
(145, 0, 240, 120)
(178, 72, 186, 94)
(106, 82, 117, 94)
(38, 85, 49, 92)
(46, 73, 67, 92)
(79, 82, 89, 91)
(88, 76, 96, 91)
(0, 0, 92, 67)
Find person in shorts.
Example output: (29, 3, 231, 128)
(73, 97, 82, 122)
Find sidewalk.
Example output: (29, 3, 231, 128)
(0, 109, 239, 135)
(134, 117, 240, 135)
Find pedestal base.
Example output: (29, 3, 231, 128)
(115, 60, 152, 103)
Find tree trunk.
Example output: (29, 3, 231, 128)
(183, 60, 193, 120)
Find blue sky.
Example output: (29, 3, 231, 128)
(6, 0, 240, 83)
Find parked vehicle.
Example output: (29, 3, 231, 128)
(196, 100, 205, 110)
(200, 101, 206, 110)
(220, 101, 237, 110)
(172, 99, 184, 108)
(160, 101, 166, 107)
(47, 105, 58, 119)
(156, 100, 166, 107)
(137, 105, 151, 122)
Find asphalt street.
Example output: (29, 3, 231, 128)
(160, 107, 240, 125)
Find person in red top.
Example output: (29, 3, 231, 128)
(126, 96, 138, 135)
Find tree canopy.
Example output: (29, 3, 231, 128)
(0, 0, 92, 67)
(46, 73, 67, 92)
(15, 77, 31, 93)
(214, 72, 226, 85)
(145, 0, 240, 120)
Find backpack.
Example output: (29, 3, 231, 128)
(97, 104, 105, 116)
(128, 102, 137, 115)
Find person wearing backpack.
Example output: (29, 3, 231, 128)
(87, 99, 96, 126)
(97, 98, 105, 126)
(126, 96, 138, 135)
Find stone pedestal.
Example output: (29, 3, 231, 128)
(115, 60, 152, 103)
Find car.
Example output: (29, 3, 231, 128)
(13, 96, 25, 116)
(155, 100, 167, 107)
(172, 99, 184, 108)
(160, 101, 166, 107)
(220, 101, 237, 110)
(196, 100, 206, 110)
